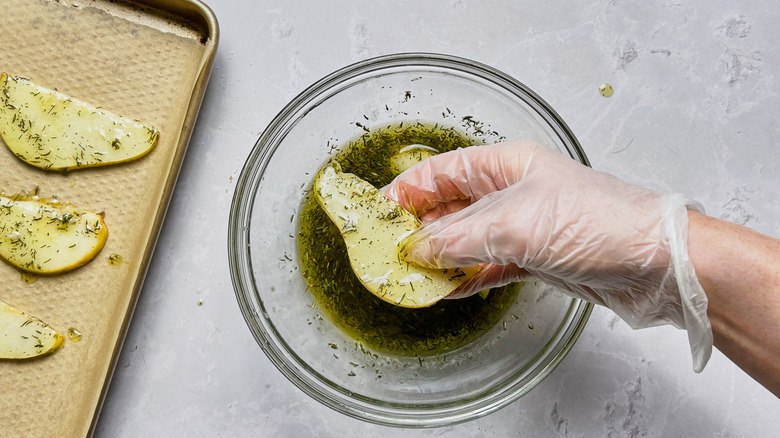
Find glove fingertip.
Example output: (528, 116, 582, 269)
(399, 233, 440, 269)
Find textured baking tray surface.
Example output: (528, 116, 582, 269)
(0, 1, 216, 436)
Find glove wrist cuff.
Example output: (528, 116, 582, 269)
(662, 194, 713, 372)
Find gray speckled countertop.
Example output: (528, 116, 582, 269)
(96, 1, 779, 436)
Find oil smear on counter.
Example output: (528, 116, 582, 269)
(297, 121, 521, 357)
(599, 82, 614, 98)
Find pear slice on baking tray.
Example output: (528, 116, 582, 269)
(0, 193, 108, 274)
(0, 73, 158, 171)
(0, 300, 64, 359)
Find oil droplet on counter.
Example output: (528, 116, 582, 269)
(68, 328, 83, 343)
(599, 83, 614, 98)
(108, 253, 123, 265)
(20, 272, 39, 284)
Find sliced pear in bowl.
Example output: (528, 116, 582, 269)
(0, 301, 64, 359)
(0, 73, 158, 171)
(0, 194, 108, 274)
(389, 144, 438, 174)
(313, 163, 480, 308)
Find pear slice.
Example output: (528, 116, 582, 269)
(0, 194, 108, 274)
(313, 163, 480, 308)
(0, 301, 64, 359)
(0, 73, 158, 171)
(389, 144, 437, 174)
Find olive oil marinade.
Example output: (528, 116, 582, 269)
(298, 122, 520, 356)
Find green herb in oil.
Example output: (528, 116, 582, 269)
(298, 122, 520, 356)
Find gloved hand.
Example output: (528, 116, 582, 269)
(383, 140, 713, 372)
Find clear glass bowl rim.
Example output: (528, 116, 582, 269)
(228, 52, 594, 428)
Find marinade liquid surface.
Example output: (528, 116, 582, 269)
(298, 122, 520, 356)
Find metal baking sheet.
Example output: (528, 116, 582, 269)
(0, 0, 218, 436)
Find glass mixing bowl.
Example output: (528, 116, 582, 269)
(228, 53, 593, 427)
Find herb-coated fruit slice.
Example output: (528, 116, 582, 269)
(0, 194, 108, 274)
(0, 73, 158, 171)
(0, 301, 64, 359)
(389, 144, 437, 174)
(313, 163, 480, 308)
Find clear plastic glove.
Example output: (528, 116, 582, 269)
(383, 140, 713, 372)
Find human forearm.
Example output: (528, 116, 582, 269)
(687, 211, 780, 396)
